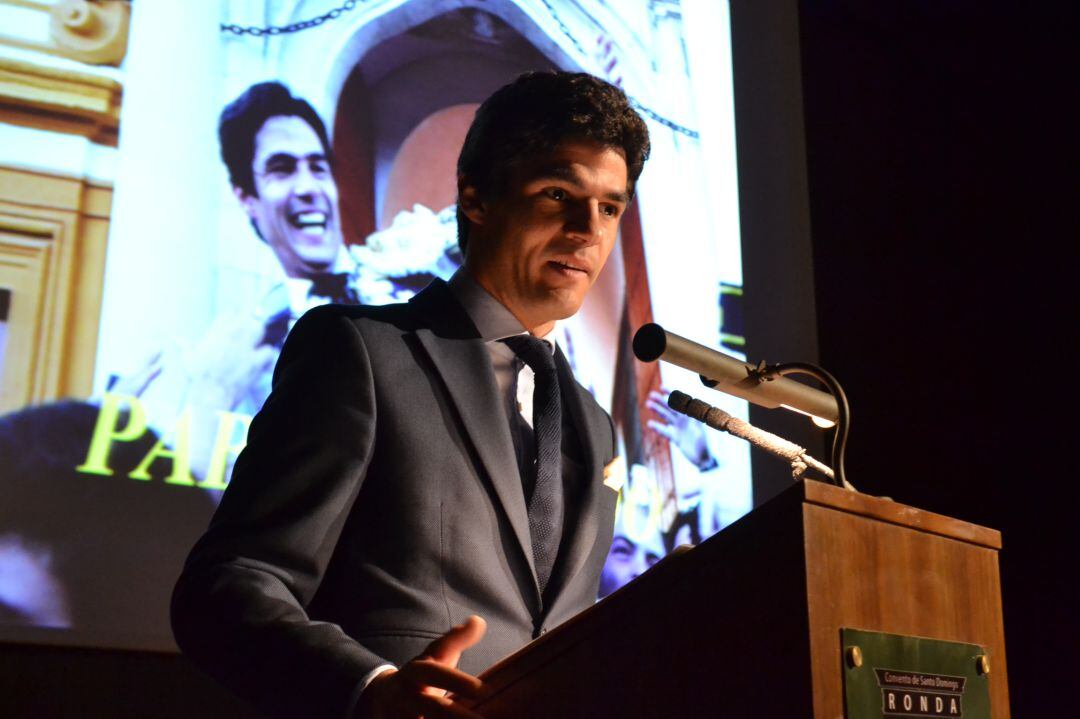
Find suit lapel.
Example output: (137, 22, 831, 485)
(545, 348, 607, 614)
(408, 283, 539, 592)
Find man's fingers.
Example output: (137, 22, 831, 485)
(108, 349, 166, 397)
(646, 418, 674, 440)
(400, 659, 484, 699)
(645, 394, 677, 422)
(414, 692, 485, 719)
(647, 389, 666, 404)
(364, 617, 488, 718)
(424, 615, 487, 666)
(363, 667, 486, 719)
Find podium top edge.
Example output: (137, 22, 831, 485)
(798, 481, 1002, 550)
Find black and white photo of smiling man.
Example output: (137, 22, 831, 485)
(107, 82, 463, 478)
(96, 84, 367, 487)
(219, 81, 360, 348)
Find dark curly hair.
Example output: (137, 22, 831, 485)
(456, 71, 651, 253)
(219, 82, 332, 197)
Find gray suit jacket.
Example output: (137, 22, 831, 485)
(171, 279, 618, 718)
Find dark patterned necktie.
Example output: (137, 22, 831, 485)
(501, 334, 563, 595)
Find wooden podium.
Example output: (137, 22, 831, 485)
(471, 481, 1010, 717)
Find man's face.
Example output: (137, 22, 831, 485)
(461, 140, 629, 334)
(598, 534, 662, 599)
(237, 115, 341, 278)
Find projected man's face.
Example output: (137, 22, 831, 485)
(461, 140, 629, 334)
(598, 533, 663, 599)
(238, 115, 342, 278)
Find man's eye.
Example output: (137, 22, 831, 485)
(310, 161, 330, 177)
(545, 188, 566, 201)
(602, 205, 620, 218)
(264, 163, 294, 177)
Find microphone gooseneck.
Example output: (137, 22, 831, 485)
(668, 391, 837, 484)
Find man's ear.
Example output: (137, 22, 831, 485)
(234, 185, 258, 219)
(457, 180, 486, 226)
(234, 185, 267, 243)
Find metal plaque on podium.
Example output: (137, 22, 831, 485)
(842, 628, 992, 718)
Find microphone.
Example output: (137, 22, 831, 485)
(667, 390, 835, 482)
(632, 323, 838, 425)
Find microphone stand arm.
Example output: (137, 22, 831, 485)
(744, 362, 852, 491)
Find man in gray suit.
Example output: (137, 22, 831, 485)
(172, 72, 650, 719)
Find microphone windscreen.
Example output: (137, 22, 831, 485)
(668, 389, 692, 413)
(632, 323, 667, 362)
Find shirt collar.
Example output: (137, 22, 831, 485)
(447, 268, 557, 350)
(283, 277, 315, 317)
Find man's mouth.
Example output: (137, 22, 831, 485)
(288, 211, 329, 236)
(548, 259, 590, 276)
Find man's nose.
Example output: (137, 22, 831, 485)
(564, 200, 602, 244)
(290, 163, 321, 197)
(627, 551, 649, 580)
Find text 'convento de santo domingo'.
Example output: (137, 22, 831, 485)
(875, 669, 966, 717)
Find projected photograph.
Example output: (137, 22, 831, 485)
(0, 0, 750, 650)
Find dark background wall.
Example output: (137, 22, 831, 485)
(798, 1, 1075, 715)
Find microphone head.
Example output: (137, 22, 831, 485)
(632, 323, 667, 362)
(667, 389, 691, 413)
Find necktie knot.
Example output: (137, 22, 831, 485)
(500, 335, 555, 375)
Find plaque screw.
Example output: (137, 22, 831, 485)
(976, 655, 990, 675)
(846, 646, 863, 668)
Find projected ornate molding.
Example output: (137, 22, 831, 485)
(0, 164, 111, 411)
(0, 0, 130, 67)
(0, 56, 121, 145)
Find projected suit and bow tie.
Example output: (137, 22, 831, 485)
(111, 84, 359, 451)
(260, 272, 360, 350)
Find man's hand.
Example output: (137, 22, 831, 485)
(186, 312, 278, 411)
(108, 349, 165, 398)
(357, 616, 488, 719)
(645, 388, 713, 471)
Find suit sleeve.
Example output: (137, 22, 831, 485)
(171, 306, 383, 718)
